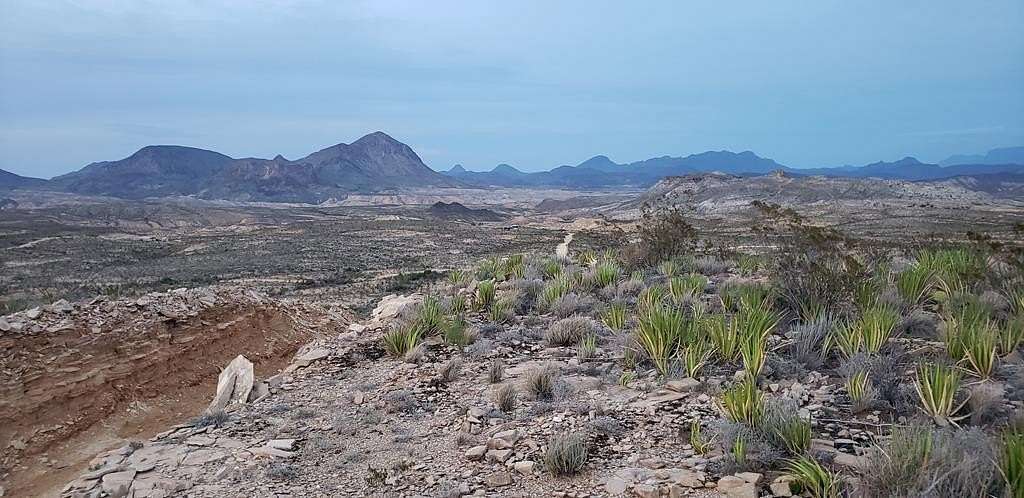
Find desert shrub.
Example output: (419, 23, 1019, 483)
(775, 250, 865, 322)
(713, 419, 783, 473)
(438, 357, 462, 384)
(266, 462, 298, 480)
(915, 362, 967, 427)
(589, 416, 625, 436)
(526, 364, 559, 400)
(917, 247, 988, 298)
(384, 389, 419, 414)
(487, 359, 504, 384)
(442, 317, 477, 346)
(508, 278, 544, 313)
(551, 292, 595, 318)
(786, 456, 843, 498)
(544, 434, 588, 476)
(475, 279, 496, 310)
(545, 316, 597, 347)
(787, 318, 831, 370)
(631, 203, 698, 265)
(968, 382, 1005, 426)
(694, 256, 731, 276)
(383, 324, 423, 358)
(192, 409, 229, 428)
(720, 377, 764, 426)
(494, 384, 517, 413)
(859, 425, 1000, 498)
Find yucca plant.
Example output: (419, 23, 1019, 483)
(774, 416, 812, 455)
(731, 436, 747, 466)
(681, 339, 715, 378)
(918, 248, 987, 297)
(830, 320, 862, 358)
(658, 260, 680, 278)
(475, 279, 496, 310)
(593, 261, 621, 288)
(859, 304, 900, 353)
(383, 324, 423, 358)
(785, 456, 843, 498)
(576, 334, 597, 363)
(739, 329, 768, 378)
(447, 295, 467, 315)
(1001, 429, 1024, 498)
(541, 258, 563, 279)
(601, 302, 628, 331)
(635, 303, 686, 377)
(476, 256, 506, 281)
(845, 369, 875, 413)
(577, 249, 597, 266)
(736, 304, 780, 343)
(736, 254, 761, 276)
(618, 370, 636, 386)
(1000, 314, 1024, 356)
(943, 298, 993, 361)
(689, 420, 714, 455)
(739, 283, 774, 311)
(442, 316, 475, 346)
(637, 285, 667, 313)
(896, 265, 934, 306)
(709, 314, 741, 362)
(961, 324, 998, 378)
(538, 280, 568, 311)
(416, 296, 446, 335)
(668, 274, 707, 302)
(489, 298, 514, 323)
(720, 377, 764, 426)
(914, 363, 967, 427)
(447, 269, 468, 286)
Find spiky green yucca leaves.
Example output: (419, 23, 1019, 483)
(577, 249, 597, 266)
(416, 296, 445, 335)
(732, 436, 747, 465)
(740, 330, 768, 378)
(944, 295, 995, 362)
(896, 265, 935, 306)
(593, 261, 621, 288)
(669, 274, 707, 302)
(1001, 314, 1024, 356)
(681, 338, 715, 377)
(601, 303, 628, 331)
(448, 295, 467, 315)
(504, 254, 525, 279)
(475, 279, 496, 310)
(489, 298, 514, 323)
(447, 269, 468, 287)
(721, 377, 764, 426)
(917, 247, 987, 297)
(736, 254, 761, 276)
(845, 370, 874, 413)
(539, 279, 569, 311)
(735, 304, 780, 377)
(541, 258, 564, 279)
(774, 416, 812, 455)
(709, 314, 741, 362)
(476, 256, 506, 281)
(961, 324, 998, 378)
(689, 420, 714, 455)
(915, 363, 967, 427)
(831, 304, 900, 357)
(786, 456, 843, 498)
(442, 316, 474, 346)
(720, 280, 773, 312)
(1001, 429, 1024, 498)
(576, 334, 597, 363)
(637, 285, 667, 313)
(635, 303, 686, 377)
(383, 324, 423, 358)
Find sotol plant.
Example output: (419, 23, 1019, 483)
(634, 303, 686, 377)
(914, 363, 967, 427)
(720, 377, 764, 426)
(786, 456, 843, 498)
(601, 302, 628, 331)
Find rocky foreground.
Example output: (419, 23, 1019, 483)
(51, 291, 867, 498)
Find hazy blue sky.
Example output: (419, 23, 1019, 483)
(1, 1, 1022, 177)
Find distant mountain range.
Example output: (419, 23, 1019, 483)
(1, 132, 458, 203)
(444, 149, 1024, 188)
(1, 136, 1022, 202)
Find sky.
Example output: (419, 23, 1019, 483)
(1, 1, 1023, 178)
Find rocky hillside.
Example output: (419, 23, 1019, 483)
(47, 132, 461, 203)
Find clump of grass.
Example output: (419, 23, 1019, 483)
(788, 318, 831, 370)
(634, 303, 686, 377)
(447, 295, 467, 315)
(915, 362, 967, 427)
(526, 365, 559, 400)
(576, 334, 597, 363)
(786, 456, 843, 498)
(545, 316, 596, 347)
(544, 434, 588, 476)
(720, 377, 764, 426)
(192, 409, 229, 428)
(538, 279, 569, 311)
(487, 359, 504, 384)
(495, 384, 518, 414)
(475, 279, 496, 310)
(383, 324, 423, 358)
(601, 302, 628, 331)
(737, 254, 761, 276)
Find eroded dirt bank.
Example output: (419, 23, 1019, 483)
(0, 288, 348, 497)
